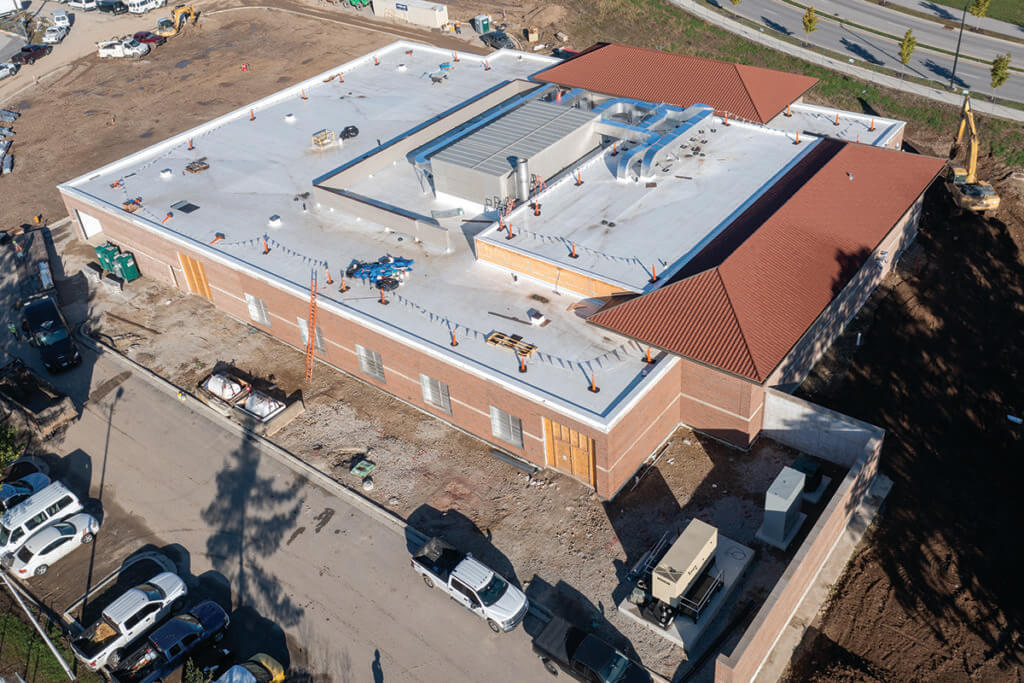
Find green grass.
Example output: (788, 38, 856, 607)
(0, 603, 102, 683)
(925, 0, 1024, 28)
(565, 0, 1024, 168)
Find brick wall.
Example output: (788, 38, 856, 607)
(713, 414, 885, 682)
(678, 357, 765, 447)
(766, 193, 924, 392)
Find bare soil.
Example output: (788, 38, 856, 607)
(784, 183, 1024, 681)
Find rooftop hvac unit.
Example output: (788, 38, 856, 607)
(651, 518, 717, 607)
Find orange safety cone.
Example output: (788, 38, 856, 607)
(611, 142, 618, 156)
(518, 354, 527, 373)
(588, 373, 600, 393)
(569, 242, 578, 259)
(187, 138, 194, 151)
(834, 112, 840, 126)
(263, 237, 270, 254)
(484, 60, 491, 71)
(325, 266, 333, 284)
(301, 89, 308, 100)
(723, 113, 729, 126)
(374, 56, 380, 66)
(869, 118, 875, 132)
(378, 288, 389, 305)
(210, 233, 224, 245)
(794, 131, 801, 145)
(649, 265, 658, 283)
(645, 346, 654, 364)
(249, 109, 255, 121)
(162, 212, 173, 224)
(339, 72, 344, 82)
(339, 276, 349, 293)
(533, 202, 541, 217)
(505, 224, 515, 240)
(452, 51, 459, 62)
(574, 170, 583, 186)
(784, 104, 792, 117)
(450, 329, 458, 347)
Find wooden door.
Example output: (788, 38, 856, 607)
(543, 418, 595, 488)
(177, 252, 211, 300)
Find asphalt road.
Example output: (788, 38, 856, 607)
(30, 346, 551, 682)
(720, 0, 1021, 101)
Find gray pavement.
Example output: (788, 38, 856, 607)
(3, 337, 551, 681)
(717, 0, 1021, 101)
(881, 0, 1023, 35)
(0, 30, 25, 62)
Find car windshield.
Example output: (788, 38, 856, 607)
(16, 545, 33, 563)
(136, 582, 166, 600)
(476, 574, 508, 606)
(599, 651, 631, 682)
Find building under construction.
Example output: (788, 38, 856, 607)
(58, 42, 944, 498)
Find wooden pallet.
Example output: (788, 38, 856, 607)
(185, 157, 210, 174)
(486, 331, 536, 357)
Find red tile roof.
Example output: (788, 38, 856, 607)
(588, 143, 945, 382)
(534, 44, 819, 124)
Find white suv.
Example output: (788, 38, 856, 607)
(71, 571, 187, 671)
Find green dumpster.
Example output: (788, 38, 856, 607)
(113, 252, 141, 282)
(95, 243, 120, 272)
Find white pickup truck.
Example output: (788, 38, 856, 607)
(97, 39, 150, 58)
(411, 537, 529, 633)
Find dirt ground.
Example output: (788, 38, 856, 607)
(782, 182, 1024, 681)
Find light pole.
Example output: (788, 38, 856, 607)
(949, 1, 969, 89)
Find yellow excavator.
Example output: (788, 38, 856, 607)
(945, 93, 999, 215)
(155, 4, 199, 38)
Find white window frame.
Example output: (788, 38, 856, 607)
(244, 293, 270, 327)
(297, 317, 325, 354)
(420, 374, 451, 414)
(490, 406, 523, 448)
(356, 344, 385, 382)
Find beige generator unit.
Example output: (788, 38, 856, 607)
(652, 518, 718, 607)
(373, 0, 449, 29)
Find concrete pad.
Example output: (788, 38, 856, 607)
(617, 534, 755, 657)
(756, 512, 807, 551)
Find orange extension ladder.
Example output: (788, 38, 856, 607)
(305, 273, 318, 381)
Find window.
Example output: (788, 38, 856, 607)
(41, 537, 69, 555)
(356, 345, 385, 382)
(124, 603, 160, 630)
(451, 579, 480, 607)
(168, 644, 183, 658)
(45, 496, 73, 517)
(25, 512, 48, 531)
(297, 318, 325, 354)
(420, 375, 451, 414)
(490, 407, 523, 447)
(245, 294, 270, 327)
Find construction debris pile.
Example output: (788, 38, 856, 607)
(0, 109, 18, 176)
(345, 255, 414, 290)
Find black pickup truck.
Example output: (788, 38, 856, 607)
(532, 617, 652, 683)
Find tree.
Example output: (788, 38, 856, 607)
(898, 29, 916, 80)
(991, 53, 1011, 89)
(803, 7, 818, 34)
(0, 425, 22, 470)
(969, 0, 991, 29)
(183, 660, 213, 683)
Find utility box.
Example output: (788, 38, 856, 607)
(373, 0, 449, 29)
(652, 519, 718, 607)
(472, 13, 490, 33)
(113, 252, 141, 282)
(757, 466, 807, 550)
(95, 242, 120, 272)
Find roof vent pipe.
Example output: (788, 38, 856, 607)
(515, 158, 530, 202)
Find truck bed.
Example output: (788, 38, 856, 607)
(531, 616, 581, 665)
(411, 537, 464, 582)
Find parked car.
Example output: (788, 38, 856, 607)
(214, 654, 284, 683)
(43, 26, 69, 44)
(132, 31, 165, 47)
(480, 31, 514, 50)
(67, 0, 98, 10)
(2, 512, 99, 577)
(0, 473, 51, 511)
(0, 481, 82, 556)
(1, 456, 50, 483)
(97, 38, 149, 58)
(53, 9, 71, 28)
(411, 536, 528, 633)
(71, 571, 188, 671)
(11, 45, 53, 66)
(532, 616, 653, 682)
(127, 0, 165, 14)
(97, 0, 128, 14)
(0, 63, 18, 81)
(21, 295, 81, 373)
(111, 601, 229, 683)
